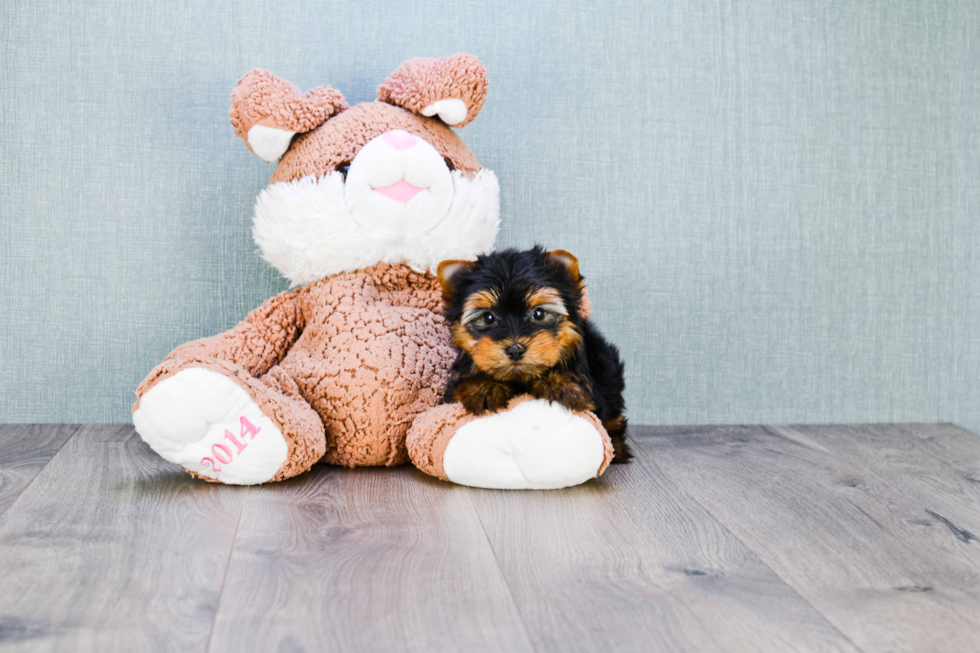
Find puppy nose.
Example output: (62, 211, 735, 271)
(505, 344, 526, 361)
(383, 129, 417, 150)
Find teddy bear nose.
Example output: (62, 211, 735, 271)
(505, 344, 526, 361)
(382, 129, 417, 150)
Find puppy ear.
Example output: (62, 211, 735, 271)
(230, 69, 348, 162)
(578, 285, 591, 319)
(377, 54, 488, 128)
(437, 259, 476, 298)
(545, 250, 581, 282)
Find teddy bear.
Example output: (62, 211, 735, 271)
(132, 54, 614, 489)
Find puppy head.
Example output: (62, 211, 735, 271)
(438, 247, 584, 381)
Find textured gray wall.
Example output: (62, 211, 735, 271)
(1, 0, 977, 430)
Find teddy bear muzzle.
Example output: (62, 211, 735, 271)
(344, 129, 456, 238)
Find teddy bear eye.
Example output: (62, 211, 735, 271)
(338, 163, 351, 179)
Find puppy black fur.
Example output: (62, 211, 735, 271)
(438, 246, 631, 463)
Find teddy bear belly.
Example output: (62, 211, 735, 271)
(279, 310, 455, 467)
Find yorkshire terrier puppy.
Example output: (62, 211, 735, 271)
(437, 246, 631, 462)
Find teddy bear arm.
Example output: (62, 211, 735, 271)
(140, 288, 307, 399)
(131, 288, 326, 485)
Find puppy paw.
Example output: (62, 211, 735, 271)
(531, 372, 595, 413)
(455, 376, 516, 415)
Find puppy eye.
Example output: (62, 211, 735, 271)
(531, 308, 546, 322)
(482, 312, 496, 325)
(338, 163, 351, 179)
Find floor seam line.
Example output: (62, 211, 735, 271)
(204, 485, 250, 653)
(888, 423, 980, 478)
(0, 424, 82, 521)
(465, 487, 540, 653)
(632, 434, 868, 653)
(762, 424, 980, 538)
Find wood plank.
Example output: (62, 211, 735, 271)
(636, 425, 980, 653)
(467, 448, 859, 653)
(207, 467, 535, 653)
(894, 423, 980, 482)
(765, 424, 980, 535)
(0, 425, 78, 518)
(0, 425, 245, 653)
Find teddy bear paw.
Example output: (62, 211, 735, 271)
(442, 399, 609, 490)
(133, 367, 288, 485)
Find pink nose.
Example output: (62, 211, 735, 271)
(383, 129, 417, 150)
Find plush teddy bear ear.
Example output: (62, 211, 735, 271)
(230, 69, 348, 162)
(377, 54, 488, 128)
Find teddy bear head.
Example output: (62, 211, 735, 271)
(230, 54, 499, 286)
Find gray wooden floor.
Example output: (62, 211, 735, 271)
(1, 424, 979, 652)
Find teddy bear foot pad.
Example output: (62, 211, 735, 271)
(443, 400, 608, 490)
(133, 368, 288, 484)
